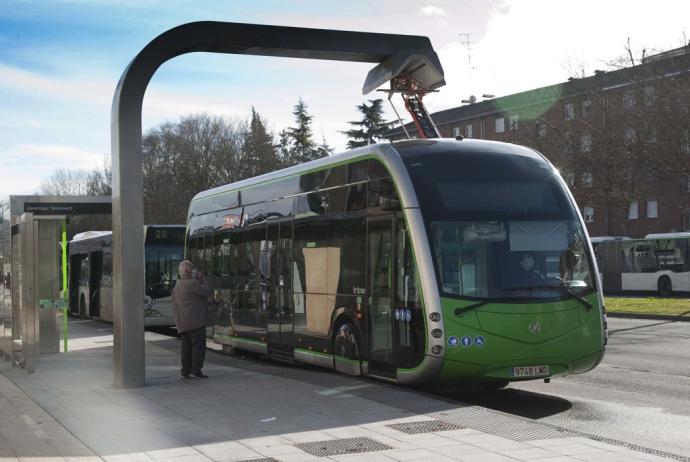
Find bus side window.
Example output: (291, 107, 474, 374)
(332, 217, 365, 294)
(102, 253, 113, 288)
(346, 184, 366, 212)
(214, 232, 236, 289)
(368, 178, 400, 213)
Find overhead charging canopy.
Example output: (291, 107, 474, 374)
(112, 21, 446, 388)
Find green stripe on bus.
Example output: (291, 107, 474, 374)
(215, 334, 266, 347)
(295, 348, 332, 359)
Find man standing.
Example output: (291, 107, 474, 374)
(172, 260, 212, 379)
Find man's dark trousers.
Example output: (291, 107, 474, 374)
(180, 326, 206, 376)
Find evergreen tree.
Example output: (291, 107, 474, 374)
(241, 107, 278, 178)
(286, 97, 321, 164)
(342, 99, 392, 149)
(277, 129, 293, 167)
(317, 134, 334, 158)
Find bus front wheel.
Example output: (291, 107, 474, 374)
(658, 276, 672, 297)
(333, 322, 361, 376)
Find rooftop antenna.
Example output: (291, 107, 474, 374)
(459, 33, 475, 71)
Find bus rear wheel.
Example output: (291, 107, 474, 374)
(333, 322, 361, 376)
(658, 276, 672, 297)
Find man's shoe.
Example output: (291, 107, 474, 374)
(180, 374, 190, 380)
(192, 372, 209, 379)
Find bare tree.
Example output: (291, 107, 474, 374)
(40, 169, 90, 196)
(86, 155, 112, 196)
(142, 113, 246, 224)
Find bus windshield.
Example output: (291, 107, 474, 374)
(145, 244, 184, 299)
(403, 149, 595, 301)
(430, 220, 593, 299)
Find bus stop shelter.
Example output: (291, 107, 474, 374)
(0, 195, 111, 372)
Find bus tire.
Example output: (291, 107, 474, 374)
(658, 276, 672, 297)
(333, 322, 361, 376)
(221, 344, 238, 356)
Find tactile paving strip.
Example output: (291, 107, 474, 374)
(296, 437, 392, 457)
(432, 406, 690, 462)
(431, 407, 570, 441)
(233, 459, 279, 462)
(387, 420, 463, 434)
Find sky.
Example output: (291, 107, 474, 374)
(1, 0, 690, 198)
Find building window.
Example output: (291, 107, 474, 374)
(565, 172, 575, 187)
(452, 126, 461, 137)
(681, 130, 690, 154)
(581, 100, 592, 118)
(647, 200, 658, 218)
(624, 126, 636, 144)
(646, 128, 657, 144)
(465, 124, 473, 138)
(583, 206, 594, 223)
(582, 172, 593, 187)
(495, 117, 505, 133)
(683, 211, 690, 231)
(580, 133, 593, 153)
(643, 86, 656, 106)
(536, 120, 546, 139)
(623, 90, 635, 112)
(564, 103, 575, 120)
(510, 115, 519, 131)
(629, 201, 639, 220)
(681, 175, 690, 193)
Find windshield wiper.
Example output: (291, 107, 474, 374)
(503, 285, 592, 310)
(454, 301, 490, 316)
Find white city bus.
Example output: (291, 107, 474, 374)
(594, 233, 690, 295)
(68, 225, 185, 326)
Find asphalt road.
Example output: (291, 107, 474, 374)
(440, 316, 690, 457)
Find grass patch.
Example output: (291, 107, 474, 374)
(605, 297, 690, 317)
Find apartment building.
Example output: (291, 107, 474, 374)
(387, 45, 690, 237)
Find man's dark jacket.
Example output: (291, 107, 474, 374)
(172, 276, 212, 333)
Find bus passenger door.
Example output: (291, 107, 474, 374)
(367, 216, 396, 377)
(266, 221, 294, 355)
(88, 251, 102, 318)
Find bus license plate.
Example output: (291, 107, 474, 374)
(510, 365, 549, 377)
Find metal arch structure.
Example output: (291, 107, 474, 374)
(111, 21, 445, 388)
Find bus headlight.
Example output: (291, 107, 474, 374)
(429, 312, 441, 322)
(431, 345, 443, 355)
(431, 328, 443, 338)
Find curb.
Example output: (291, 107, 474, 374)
(606, 312, 690, 322)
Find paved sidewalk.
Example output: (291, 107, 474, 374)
(0, 319, 677, 461)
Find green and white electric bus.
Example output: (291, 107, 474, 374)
(186, 139, 607, 386)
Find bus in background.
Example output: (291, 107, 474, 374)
(68, 225, 185, 326)
(590, 236, 630, 293)
(186, 139, 606, 387)
(619, 232, 690, 296)
(593, 233, 690, 295)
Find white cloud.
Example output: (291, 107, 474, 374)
(0, 118, 42, 129)
(0, 65, 113, 105)
(0, 144, 105, 197)
(420, 5, 447, 17)
(461, 0, 690, 99)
